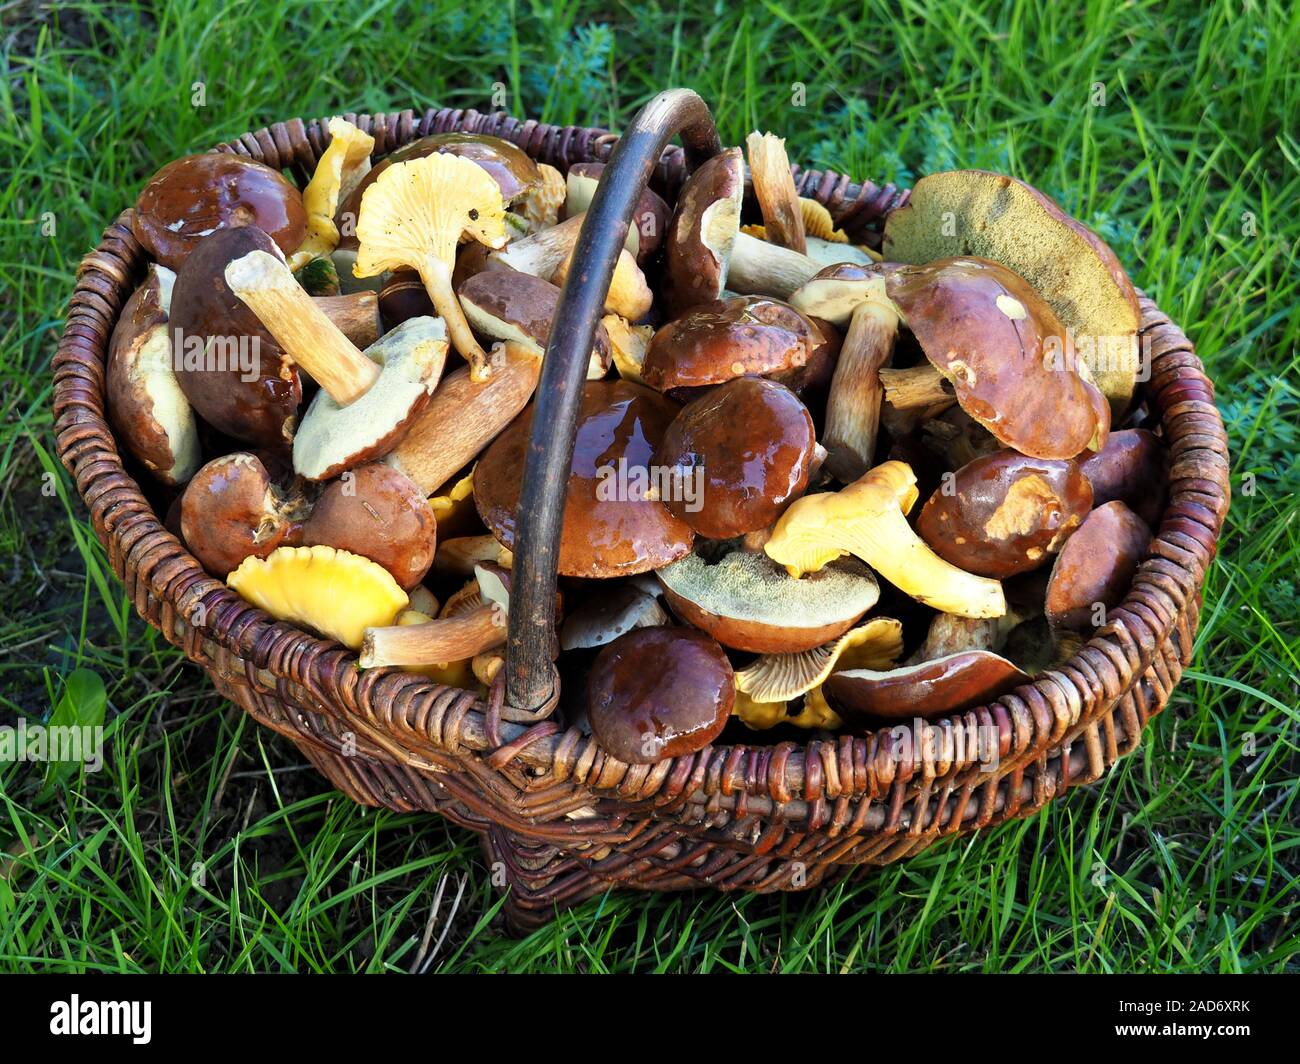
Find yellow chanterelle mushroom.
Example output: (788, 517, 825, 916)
(353, 153, 508, 381)
(289, 117, 375, 270)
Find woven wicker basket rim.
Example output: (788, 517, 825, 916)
(52, 105, 1231, 813)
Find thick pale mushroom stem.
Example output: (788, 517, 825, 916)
(226, 250, 379, 405)
(360, 604, 506, 668)
(746, 132, 806, 253)
(823, 301, 899, 481)
(727, 232, 820, 298)
(417, 253, 493, 382)
(878, 363, 957, 410)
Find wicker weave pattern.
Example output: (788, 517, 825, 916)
(52, 109, 1229, 929)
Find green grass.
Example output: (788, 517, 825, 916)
(1, 0, 1297, 973)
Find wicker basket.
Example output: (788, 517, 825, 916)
(53, 91, 1230, 931)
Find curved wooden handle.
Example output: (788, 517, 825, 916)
(505, 89, 722, 717)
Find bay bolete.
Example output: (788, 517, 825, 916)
(224, 249, 449, 481)
(656, 545, 880, 653)
(106, 264, 200, 486)
(133, 153, 306, 270)
(1045, 500, 1152, 629)
(652, 377, 816, 538)
(790, 263, 899, 481)
(300, 463, 437, 589)
(458, 268, 612, 378)
(877, 257, 1110, 461)
(475, 380, 694, 578)
(916, 449, 1093, 578)
(641, 295, 817, 393)
(353, 153, 508, 381)
(660, 147, 820, 314)
(823, 650, 1030, 721)
(559, 583, 669, 651)
(180, 452, 309, 577)
(586, 626, 735, 764)
(764, 460, 1007, 618)
(883, 170, 1141, 410)
(1078, 428, 1167, 526)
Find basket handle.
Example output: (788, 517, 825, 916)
(504, 89, 722, 718)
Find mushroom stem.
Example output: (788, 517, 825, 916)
(385, 342, 542, 494)
(823, 301, 899, 482)
(360, 604, 506, 667)
(746, 132, 806, 253)
(419, 254, 493, 381)
(727, 232, 820, 298)
(878, 363, 957, 410)
(226, 250, 380, 405)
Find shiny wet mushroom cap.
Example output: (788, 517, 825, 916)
(1078, 428, 1167, 526)
(586, 627, 735, 764)
(564, 161, 672, 265)
(475, 380, 694, 578)
(917, 449, 1093, 578)
(653, 377, 816, 539)
(133, 153, 306, 270)
(106, 264, 200, 486)
(641, 295, 817, 393)
(1045, 500, 1152, 629)
(661, 147, 745, 316)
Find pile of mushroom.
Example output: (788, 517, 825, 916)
(112, 116, 1163, 763)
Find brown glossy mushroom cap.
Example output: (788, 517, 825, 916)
(1078, 428, 1167, 526)
(180, 452, 308, 577)
(882, 169, 1141, 410)
(917, 450, 1093, 578)
(653, 377, 816, 539)
(657, 547, 879, 654)
(300, 463, 437, 589)
(661, 147, 744, 316)
(458, 268, 611, 375)
(642, 295, 816, 392)
(475, 380, 694, 578)
(133, 153, 306, 270)
(587, 626, 735, 764)
(106, 264, 200, 486)
(886, 257, 1110, 460)
(1045, 500, 1151, 629)
(337, 132, 541, 247)
(825, 651, 1029, 721)
(169, 226, 302, 451)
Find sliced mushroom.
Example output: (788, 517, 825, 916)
(133, 153, 306, 270)
(917, 449, 1093, 578)
(790, 264, 899, 481)
(300, 463, 436, 589)
(764, 460, 1006, 618)
(652, 377, 816, 538)
(475, 380, 694, 578)
(107, 264, 200, 486)
(458, 268, 611, 378)
(227, 544, 408, 650)
(883, 169, 1141, 410)
(824, 651, 1030, 721)
(586, 627, 735, 764)
(641, 295, 817, 393)
(180, 452, 310, 577)
(353, 153, 508, 380)
(656, 545, 879, 653)
(1045, 500, 1151, 629)
(383, 342, 542, 495)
